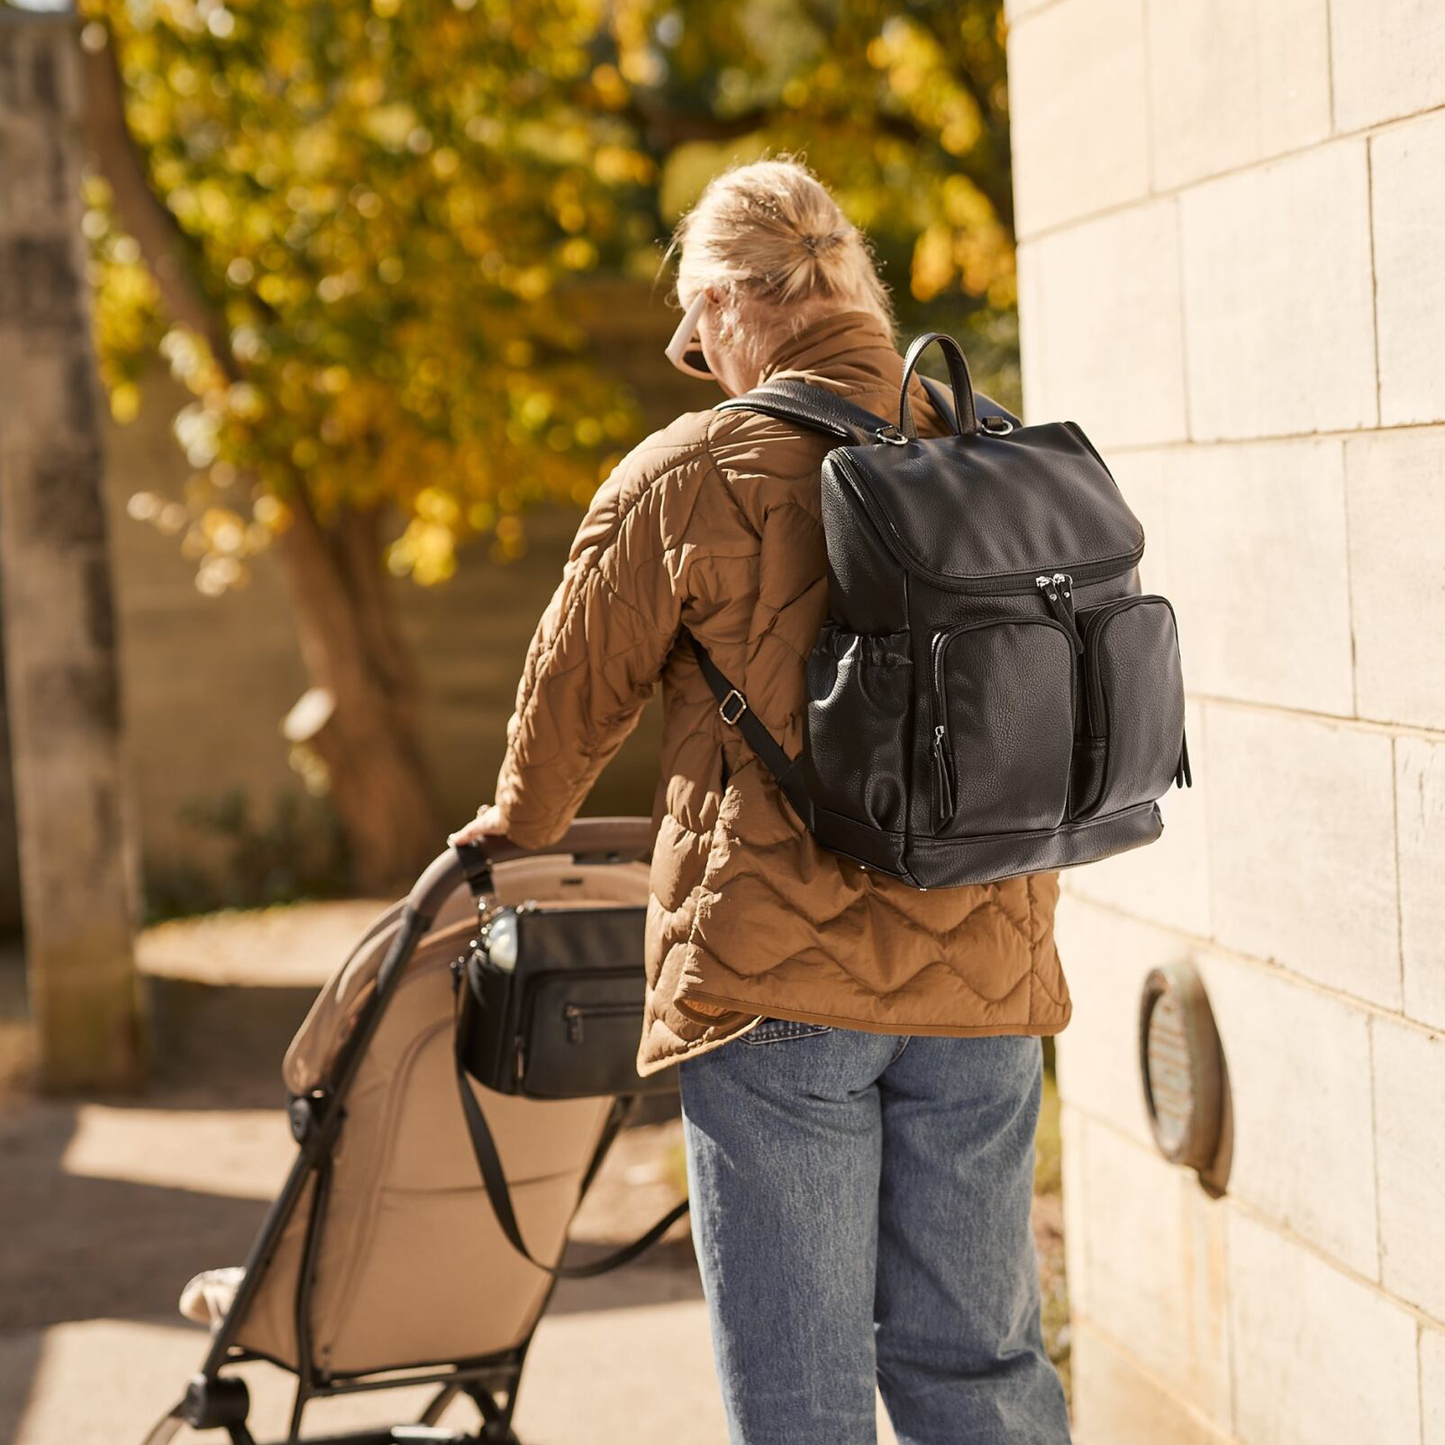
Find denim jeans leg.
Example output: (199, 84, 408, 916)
(873, 1034, 1072, 1445)
(678, 1023, 897, 1445)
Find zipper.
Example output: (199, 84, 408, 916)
(563, 999, 636, 1044)
(929, 616, 1076, 826)
(931, 722, 956, 824)
(1035, 572, 1084, 653)
(833, 451, 1145, 594)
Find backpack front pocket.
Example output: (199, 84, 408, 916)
(930, 617, 1076, 836)
(1070, 595, 1186, 819)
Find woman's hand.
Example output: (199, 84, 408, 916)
(447, 803, 512, 849)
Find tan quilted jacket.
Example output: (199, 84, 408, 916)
(491, 309, 1070, 1075)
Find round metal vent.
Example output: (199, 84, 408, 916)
(1138, 960, 1225, 1176)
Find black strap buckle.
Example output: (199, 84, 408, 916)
(718, 688, 748, 724)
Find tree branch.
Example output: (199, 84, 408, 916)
(79, 23, 240, 381)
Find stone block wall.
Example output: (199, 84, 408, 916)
(1006, 1, 1445, 1440)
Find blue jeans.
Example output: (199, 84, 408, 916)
(678, 1021, 1070, 1445)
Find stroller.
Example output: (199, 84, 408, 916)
(144, 818, 668, 1445)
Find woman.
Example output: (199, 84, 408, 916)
(450, 158, 1072, 1445)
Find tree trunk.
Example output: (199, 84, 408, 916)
(0, 12, 145, 1091)
(80, 20, 442, 893)
(275, 497, 444, 894)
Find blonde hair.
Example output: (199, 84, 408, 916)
(668, 156, 895, 368)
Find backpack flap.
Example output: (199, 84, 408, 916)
(828, 423, 1144, 593)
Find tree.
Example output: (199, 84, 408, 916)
(0, 11, 143, 1089)
(80, 0, 1014, 892)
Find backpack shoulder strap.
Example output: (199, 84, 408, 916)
(718, 375, 1021, 444)
(714, 378, 895, 445)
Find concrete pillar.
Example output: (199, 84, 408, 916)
(0, 12, 144, 1090)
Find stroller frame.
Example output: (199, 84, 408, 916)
(155, 820, 655, 1445)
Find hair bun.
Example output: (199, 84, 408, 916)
(799, 229, 846, 258)
(671, 155, 895, 327)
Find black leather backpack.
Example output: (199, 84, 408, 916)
(687, 332, 1190, 890)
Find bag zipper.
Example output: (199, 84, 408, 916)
(563, 999, 637, 1044)
(930, 615, 1077, 826)
(1035, 572, 1084, 653)
(833, 451, 1145, 595)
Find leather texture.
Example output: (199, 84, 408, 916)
(488, 309, 1077, 1077)
(1073, 596, 1186, 819)
(929, 617, 1076, 835)
(460, 904, 675, 1099)
(830, 422, 1144, 585)
(898, 331, 980, 437)
(697, 333, 1188, 893)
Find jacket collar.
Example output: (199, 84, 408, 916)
(755, 309, 903, 393)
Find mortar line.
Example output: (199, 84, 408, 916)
(1364, 134, 1385, 427)
(1390, 735, 1408, 1007)
(1172, 192, 1194, 442)
(1016, 98, 1445, 247)
(1085, 415, 1444, 457)
(1139, 0, 1157, 195)
(1221, 1168, 1240, 1438)
(1366, 1014, 1386, 1283)
(1056, 890, 1445, 1041)
(1323, 0, 1337, 134)
(1335, 433, 1361, 720)
(1067, 1316, 1241, 1443)
(1071, 1111, 1445, 1334)
(1178, 689, 1445, 746)
(1419, 1323, 1428, 1445)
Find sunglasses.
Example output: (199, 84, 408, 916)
(665, 290, 714, 381)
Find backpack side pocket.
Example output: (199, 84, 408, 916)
(803, 623, 913, 835)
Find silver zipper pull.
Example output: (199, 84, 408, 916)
(932, 724, 956, 821)
(564, 1003, 584, 1044)
(1038, 571, 1083, 653)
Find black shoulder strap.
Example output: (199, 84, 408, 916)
(686, 631, 814, 831)
(717, 375, 1020, 444)
(714, 378, 894, 445)
(453, 1000, 689, 1279)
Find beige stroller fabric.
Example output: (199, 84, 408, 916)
(216, 854, 651, 1378)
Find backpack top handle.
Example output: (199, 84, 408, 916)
(898, 331, 980, 440)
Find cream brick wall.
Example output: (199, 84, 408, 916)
(1345, 428, 1445, 727)
(1425, 1330, 1445, 1445)
(1145, 0, 1332, 190)
(1016, 201, 1188, 448)
(1329, 0, 1445, 131)
(1178, 143, 1378, 441)
(1371, 111, 1445, 425)
(1009, 1, 1445, 1440)
(1227, 1212, 1421, 1445)
(1396, 737, 1445, 1030)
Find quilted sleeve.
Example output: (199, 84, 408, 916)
(487, 446, 696, 848)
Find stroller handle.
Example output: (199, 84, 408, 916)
(406, 816, 655, 920)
